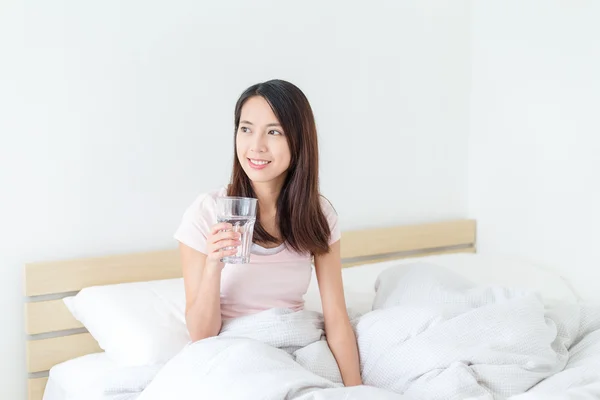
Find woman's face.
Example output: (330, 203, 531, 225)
(236, 96, 291, 186)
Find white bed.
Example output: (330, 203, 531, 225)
(41, 251, 582, 400)
(26, 219, 477, 400)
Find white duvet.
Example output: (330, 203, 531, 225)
(137, 262, 600, 400)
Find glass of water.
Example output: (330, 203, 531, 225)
(216, 196, 257, 264)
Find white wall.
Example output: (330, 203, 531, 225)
(469, 1, 600, 302)
(0, 1, 471, 397)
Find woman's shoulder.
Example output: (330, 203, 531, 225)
(319, 194, 338, 217)
(192, 185, 227, 203)
(181, 186, 227, 216)
(174, 186, 228, 251)
(318, 194, 341, 244)
(202, 185, 228, 201)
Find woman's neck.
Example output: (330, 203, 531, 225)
(251, 181, 281, 215)
(251, 178, 286, 245)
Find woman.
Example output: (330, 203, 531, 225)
(174, 79, 362, 386)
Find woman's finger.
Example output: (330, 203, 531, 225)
(209, 222, 233, 235)
(216, 248, 238, 260)
(211, 230, 241, 244)
(213, 239, 241, 249)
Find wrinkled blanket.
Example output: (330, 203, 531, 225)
(138, 263, 600, 400)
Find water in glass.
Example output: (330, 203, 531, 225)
(218, 215, 256, 264)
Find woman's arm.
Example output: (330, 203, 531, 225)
(314, 240, 362, 386)
(180, 223, 240, 342)
(180, 243, 222, 341)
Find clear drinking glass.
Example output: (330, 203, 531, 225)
(216, 196, 258, 264)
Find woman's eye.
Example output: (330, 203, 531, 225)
(240, 127, 250, 133)
(269, 130, 282, 136)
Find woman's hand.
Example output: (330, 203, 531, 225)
(204, 222, 241, 269)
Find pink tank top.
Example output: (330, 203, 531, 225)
(174, 187, 341, 319)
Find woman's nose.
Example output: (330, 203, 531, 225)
(251, 133, 267, 153)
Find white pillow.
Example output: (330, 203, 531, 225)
(415, 253, 579, 304)
(304, 253, 578, 315)
(63, 278, 189, 366)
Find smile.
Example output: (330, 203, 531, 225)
(249, 159, 271, 165)
(248, 158, 271, 170)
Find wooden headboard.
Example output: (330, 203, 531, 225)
(23, 218, 476, 400)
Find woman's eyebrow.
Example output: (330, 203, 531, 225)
(240, 120, 281, 128)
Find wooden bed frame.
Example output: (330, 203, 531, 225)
(23, 219, 476, 400)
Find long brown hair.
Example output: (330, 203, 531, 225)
(228, 79, 331, 255)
